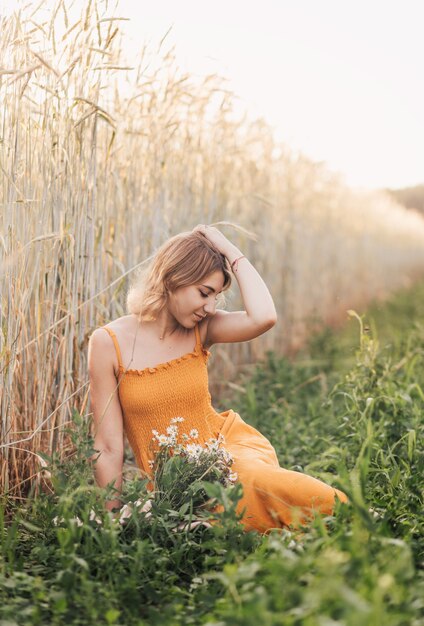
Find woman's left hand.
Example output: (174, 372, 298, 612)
(192, 224, 235, 256)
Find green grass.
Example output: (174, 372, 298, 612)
(1, 281, 424, 625)
(307, 275, 424, 374)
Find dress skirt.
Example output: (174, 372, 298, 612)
(211, 409, 348, 533)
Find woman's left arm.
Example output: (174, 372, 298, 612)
(223, 242, 277, 324)
(195, 225, 277, 325)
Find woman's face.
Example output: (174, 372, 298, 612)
(168, 270, 226, 328)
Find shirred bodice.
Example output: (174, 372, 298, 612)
(101, 322, 226, 476)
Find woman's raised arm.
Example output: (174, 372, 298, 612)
(88, 328, 125, 515)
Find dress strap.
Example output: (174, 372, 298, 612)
(194, 321, 202, 351)
(101, 326, 123, 369)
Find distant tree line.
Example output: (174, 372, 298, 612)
(387, 184, 424, 216)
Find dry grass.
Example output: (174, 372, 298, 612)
(1, 0, 424, 499)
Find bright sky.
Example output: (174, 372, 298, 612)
(119, 0, 424, 191)
(5, 0, 424, 190)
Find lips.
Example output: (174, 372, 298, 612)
(194, 313, 205, 320)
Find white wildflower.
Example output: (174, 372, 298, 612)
(165, 427, 178, 445)
(205, 440, 218, 452)
(217, 448, 233, 464)
(148, 418, 236, 511)
(185, 443, 203, 458)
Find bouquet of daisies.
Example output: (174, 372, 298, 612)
(119, 417, 238, 531)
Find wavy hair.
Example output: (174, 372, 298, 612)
(126, 228, 235, 322)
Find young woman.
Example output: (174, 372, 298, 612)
(88, 223, 348, 533)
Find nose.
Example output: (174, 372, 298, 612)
(203, 299, 217, 315)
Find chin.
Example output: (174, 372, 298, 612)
(182, 315, 197, 328)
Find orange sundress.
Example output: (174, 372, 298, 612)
(101, 322, 348, 533)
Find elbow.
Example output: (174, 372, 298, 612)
(104, 445, 124, 459)
(93, 439, 124, 459)
(254, 317, 277, 332)
(264, 314, 277, 329)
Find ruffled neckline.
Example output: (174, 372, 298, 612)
(118, 345, 211, 376)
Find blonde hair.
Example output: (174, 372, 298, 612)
(127, 228, 234, 322)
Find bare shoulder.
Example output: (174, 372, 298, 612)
(89, 315, 131, 344)
(88, 327, 115, 372)
(88, 316, 133, 373)
(102, 314, 134, 332)
(204, 309, 276, 347)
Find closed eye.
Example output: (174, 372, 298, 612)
(199, 290, 219, 300)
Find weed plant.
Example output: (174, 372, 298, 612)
(1, 309, 424, 625)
